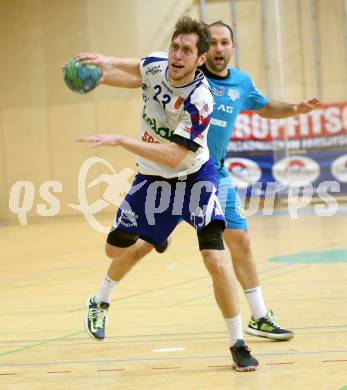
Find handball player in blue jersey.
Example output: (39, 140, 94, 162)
(74, 17, 260, 372)
(200, 21, 320, 340)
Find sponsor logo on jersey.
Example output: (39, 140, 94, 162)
(272, 156, 320, 186)
(203, 102, 209, 112)
(210, 118, 227, 128)
(216, 104, 234, 114)
(142, 130, 160, 143)
(146, 64, 161, 76)
(143, 111, 173, 141)
(211, 86, 225, 97)
(174, 96, 185, 109)
(117, 209, 139, 228)
(227, 88, 240, 102)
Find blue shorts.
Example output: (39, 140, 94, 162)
(218, 176, 248, 230)
(112, 160, 226, 246)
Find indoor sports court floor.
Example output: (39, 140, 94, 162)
(1, 211, 346, 389)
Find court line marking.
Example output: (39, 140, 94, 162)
(69, 276, 208, 313)
(2, 323, 347, 345)
(0, 263, 329, 359)
(0, 331, 81, 358)
(1, 329, 347, 350)
(265, 362, 294, 365)
(168, 264, 310, 307)
(97, 368, 125, 371)
(1, 361, 346, 376)
(1, 348, 347, 367)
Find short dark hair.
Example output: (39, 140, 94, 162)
(171, 16, 211, 56)
(208, 20, 234, 42)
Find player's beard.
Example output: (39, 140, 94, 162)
(206, 52, 231, 73)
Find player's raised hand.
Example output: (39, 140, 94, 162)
(295, 98, 321, 114)
(75, 134, 122, 148)
(73, 52, 114, 82)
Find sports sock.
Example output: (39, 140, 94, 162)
(95, 275, 118, 304)
(244, 286, 267, 320)
(224, 314, 244, 346)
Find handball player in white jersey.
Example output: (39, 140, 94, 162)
(75, 16, 259, 371)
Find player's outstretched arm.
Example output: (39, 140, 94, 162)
(99, 69, 142, 88)
(256, 98, 321, 119)
(73, 52, 142, 88)
(76, 134, 188, 169)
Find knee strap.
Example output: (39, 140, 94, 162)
(107, 228, 139, 248)
(197, 221, 225, 251)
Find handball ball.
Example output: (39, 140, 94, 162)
(64, 59, 101, 93)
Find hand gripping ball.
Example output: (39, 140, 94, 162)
(64, 59, 101, 93)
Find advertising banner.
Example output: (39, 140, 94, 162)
(225, 102, 347, 197)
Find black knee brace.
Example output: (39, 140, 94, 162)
(197, 221, 225, 251)
(106, 228, 139, 248)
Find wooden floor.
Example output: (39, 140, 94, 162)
(1, 211, 347, 390)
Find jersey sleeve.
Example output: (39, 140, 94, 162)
(173, 84, 213, 150)
(139, 51, 168, 79)
(242, 77, 269, 111)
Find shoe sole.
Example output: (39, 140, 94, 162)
(84, 296, 104, 342)
(232, 362, 259, 372)
(246, 327, 294, 341)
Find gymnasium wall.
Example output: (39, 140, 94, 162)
(0, 0, 346, 223)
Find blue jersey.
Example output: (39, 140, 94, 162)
(200, 64, 268, 178)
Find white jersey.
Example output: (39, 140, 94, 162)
(138, 51, 213, 178)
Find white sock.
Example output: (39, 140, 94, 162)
(244, 286, 267, 320)
(224, 314, 244, 346)
(95, 275, 118, 304)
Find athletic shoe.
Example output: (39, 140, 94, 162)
(230, 339, 259, 372)
(246, 310, 294, 341)
(154, 238, 170, 253)
(84, 296, 109, 341)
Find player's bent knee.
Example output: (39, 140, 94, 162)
(197, 221, 225, 251)
(106, 228, 139, 249)
(137, 241, 154, 258)
(224, 229, 251, 252)
(105, 243, 127, 259)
